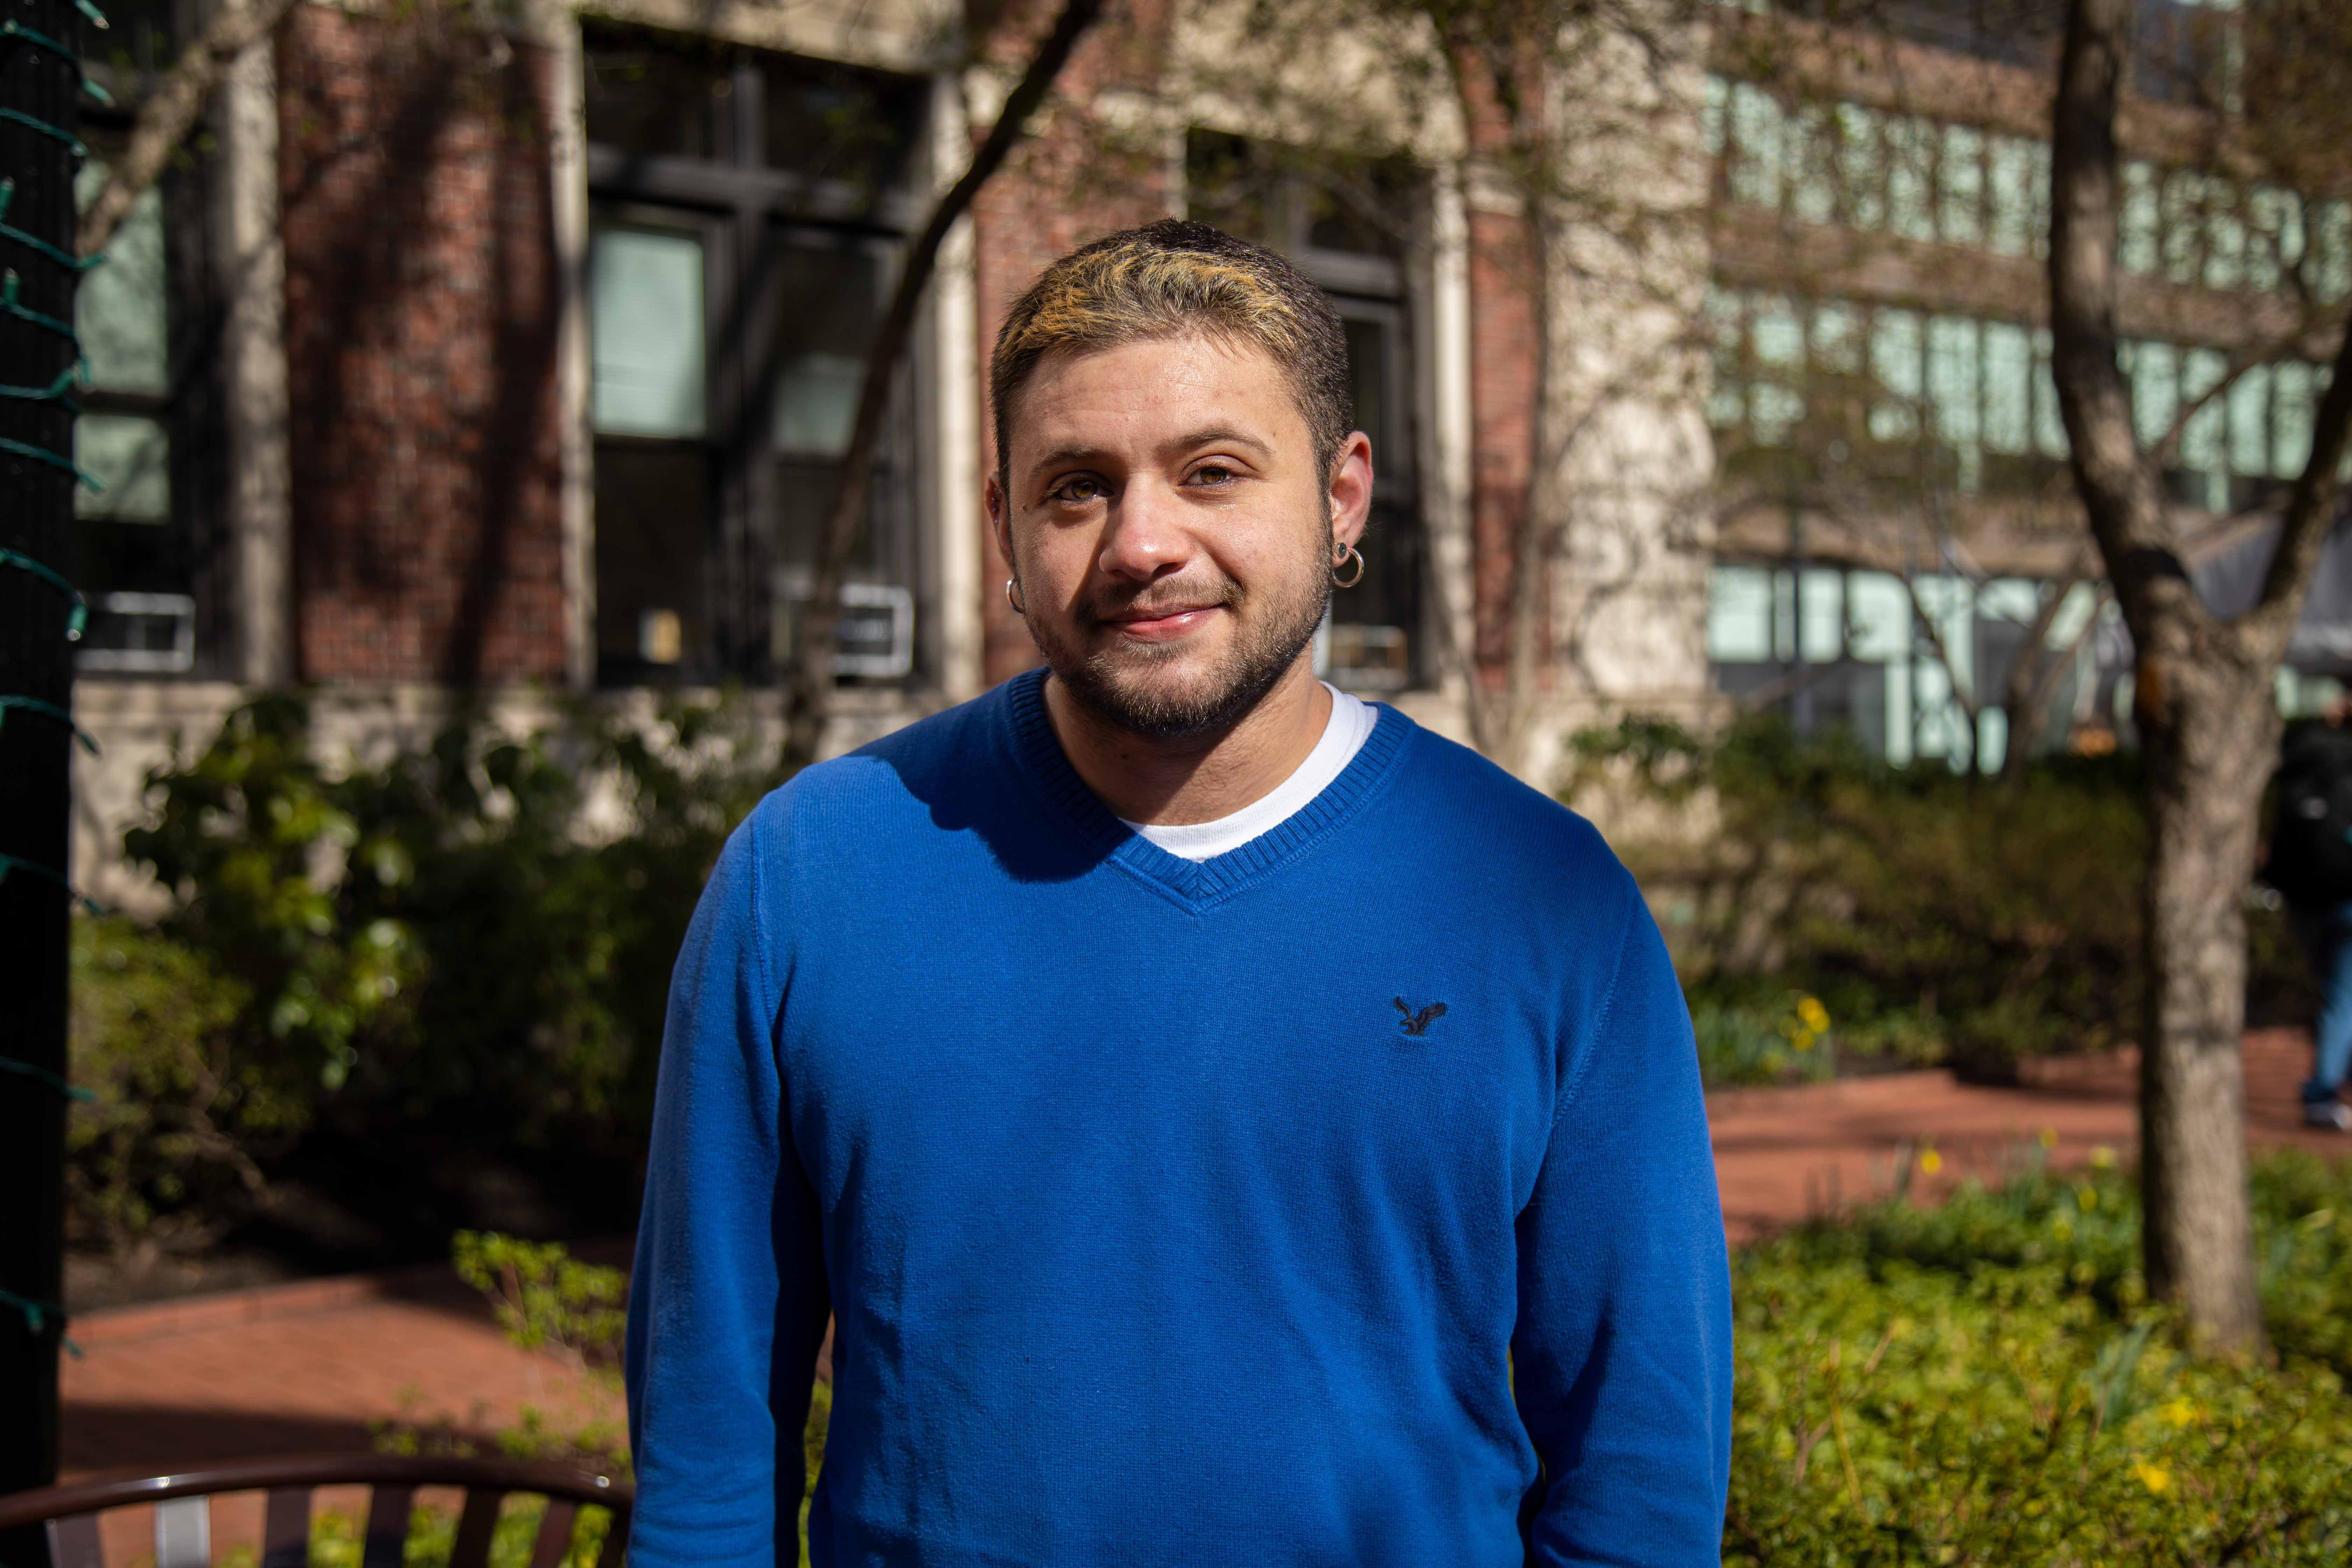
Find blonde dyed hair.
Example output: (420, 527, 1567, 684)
(989, 219, 1353, 484)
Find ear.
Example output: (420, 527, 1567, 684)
(1328, 430, 1374, 552)
(987, 470, 1015, 580)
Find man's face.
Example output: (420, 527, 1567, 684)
(989, 333, 1370, 740)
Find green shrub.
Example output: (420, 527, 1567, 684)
(67, 917, 292, 1256)
(1692, 990, 1843, 1088)
(1729, 1150, 2352, 1562)
(1580, 713, 2318, 1077)
(71, 692, 778, 1250)
(211, 1493, 616, 1568)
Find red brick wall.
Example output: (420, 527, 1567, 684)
(278, 6, 567, 684)
(971, 0, 1175, 685)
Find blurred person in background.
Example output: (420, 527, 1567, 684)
(2267, 692, 2352, 1130)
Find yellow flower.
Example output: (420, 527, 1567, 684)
(2052, 1217, 2075, 1241)
(2090, 1145, 2116, 1170)
(2077, 1184, 2099, 1211)
(2131, 1461, 2171, 1494)
(2159, 1397, 2199, 1429)
(2038, 1127, 2060, 1150)
(1797, 995, 1830, 1033)
(1918, 1146, 1944, 1176)
(1791, 1028, 1814, 1052)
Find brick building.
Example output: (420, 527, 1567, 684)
(62, 0, 2346, 895)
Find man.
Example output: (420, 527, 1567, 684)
(624, 220, 1731, 1566)
(2269, 697, 2352, 1129)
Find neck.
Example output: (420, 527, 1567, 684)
(1042, 658, 1332, 826)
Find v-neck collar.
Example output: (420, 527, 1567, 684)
(999, 667, 1412, 910)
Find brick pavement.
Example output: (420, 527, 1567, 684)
(56, 1028, 2346, 1485)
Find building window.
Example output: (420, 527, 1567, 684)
(72, 135, 197, 675)
(1706, 561, 2109, 771)
(1707, 284, 2323, 507)
(583, 22, 924, 687)
(1184, 130, 1426, 692)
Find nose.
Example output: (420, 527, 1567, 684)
(1096, 477, 1190, 584)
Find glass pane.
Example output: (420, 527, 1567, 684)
(1982, 321, 2031, 455)
(2033, 329, 2069, 458)
(1787, 105, 1835, 225)
(1939, 125, 1982, 246)
(1751, 296, 1803, 369)
(1304, 154, 1417, 257)
(2275, 360, 2315, 477)
(1885, 117, 1935, 242)
(592, 225, 707, 438)
(764, 241, 883, 461)
(762, 54, 922, 191)
(2129, 340, 2177, 448)
(1707, 565, 1772, 663)
(2120, 161, 2160, 274)
(75, 413, 169, 521)
(1702, 74, 1729, 162)
(1869, 308, 1923, 442)
(1811, 301, 1861, 376)
(2161, 170, 2204, 286)
(2228, 363, 2269, 476)
(1847, 572, 1910, 663)
(2179, 348, 2227, 489)
(1185, 131, 1274, 248)
(2204, 178, 2244, 291)
(1986, 135, 2036, 257)
(2246, 184, 2290, 292)
(1728, 83, 1784, 209)
(2319, 201, 2352, 303)
(583, 24, 732, 160)
(594, 443, 710, 681)
(74, 161, 167, 394)
(1928, 316, 1980, 490)
(1835, 103, 1884, 230)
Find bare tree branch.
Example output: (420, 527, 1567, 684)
(77, 0, 302, 258)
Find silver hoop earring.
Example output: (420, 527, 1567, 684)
(1332, 543, 1365, 589)
(1005, 576, 1026, 615)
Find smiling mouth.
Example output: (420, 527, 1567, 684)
(1106, 604, 1221, 642)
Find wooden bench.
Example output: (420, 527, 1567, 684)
(0, 1453, 630, 1568)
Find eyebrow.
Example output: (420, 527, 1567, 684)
(1025, 426, 1273, 480)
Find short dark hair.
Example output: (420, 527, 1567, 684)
(988, 219, 1353, 486)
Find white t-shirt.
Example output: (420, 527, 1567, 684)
(1118, 684, 1378, 861)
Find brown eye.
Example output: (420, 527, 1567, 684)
(1051, 476, 1105, 504)
(1190, 464, 1235, 486)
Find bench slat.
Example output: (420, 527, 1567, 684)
(528, 1499, 579, 1568)
(262, 1486, 312, 1568)
(363, 1484, 416, 1568)
(449, 1488, 505, 1568)
(154, 1497, 209, 1568)
(46, 1514, 103, 1568)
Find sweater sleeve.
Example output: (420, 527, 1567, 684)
(1512, 888, 1732, 1566)
(625, 807, 832, 1568)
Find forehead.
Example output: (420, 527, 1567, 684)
(1009, 333, 1309, 466)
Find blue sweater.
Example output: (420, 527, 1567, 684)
(625, 671, 1731, 1566)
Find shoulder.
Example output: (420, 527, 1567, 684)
(728, 690, 1006, 871)
(1385, 716, 1640, 906)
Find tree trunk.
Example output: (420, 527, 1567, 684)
(2050, 0, 2352, 1352)
(779, 0, 1104, 773)
(2135, 640, 2273, 1349)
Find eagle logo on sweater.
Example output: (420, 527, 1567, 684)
(1393, 997, 1448, 1037)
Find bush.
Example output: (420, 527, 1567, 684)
(70, 693, 778, 1253)
(1692, 990, 1844, 1088)
(1572, 714, 2311, 1079)
(1729, 1150, 2352, 1562)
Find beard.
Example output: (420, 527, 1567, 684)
(1026, 537, 1333, 742)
